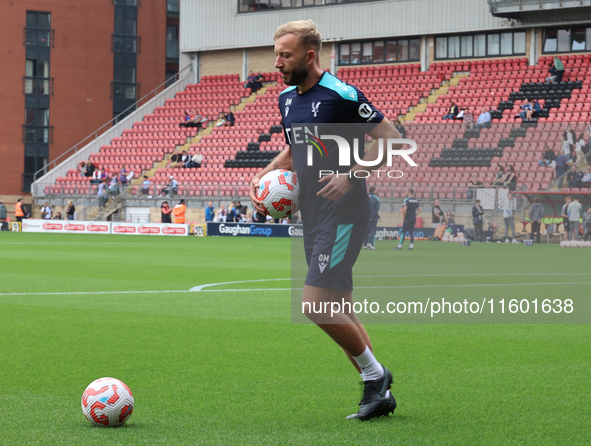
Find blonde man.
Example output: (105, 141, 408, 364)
(249, 20, 399, 421)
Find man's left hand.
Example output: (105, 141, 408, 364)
(317, 174, 353, 202)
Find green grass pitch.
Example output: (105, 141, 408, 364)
(0, 232, 589, 445)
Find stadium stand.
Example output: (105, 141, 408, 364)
(43, 55, 591, 201)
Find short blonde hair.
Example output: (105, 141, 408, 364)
(274, 20, 322, 54)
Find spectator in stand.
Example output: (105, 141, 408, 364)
(180, 151, 191, 167)
(235, 201, 243, 217)
(546, 61, 558, 83)
(443, 102, 459, 120)
(554, 56, 565, 83)
(161, 201, 172, 223)
(527, 100, 542, 120)
(91, 166, 102, 184)
(254, 71, 264, 92)
(431, 199, 444, 228)
(582, 207, 591, 241)
(514, 98, 532, 120)
(504, 165, 517, 192)
(85, 162, 95, 178)
(244, 71, 256, 91)
(528, 197, 544, 244)
(66, 200, 75, 220)
(141, 176, 151, 196)
(160, 175, 178, 197)
(215, 204, 226, 222)
(79, 161, 87, 177)
(561, 196, 572, 236)
(462, 108, 474, 130)
(444, 210, 455, 225)
(179, 111, 193, 128)
(205, 202, 215, 222)
(15, 199, 24, 223)
(108, 173, 120, 198)
(41, 202, 52, 219)
(185, 153, 203, 168)
(573, 167, 584, 189)
(472, 199, 484, 242)
(475, 106, 492, 130)
(119, 165, 129, 187)
(538, 145, 556, 168)
(568, 196, 582, 241)
(455, 108, 465, 121)
(53, 211, 62, 220)
(564, 124, 576, 149)
(566, 166, 577, 188)
(560, 138, 572, 162)
(97, 181, 108, 208)
(467, 175, 484, 199)
(555, 149, 569, 188)
(394, 119, 406, 138)
(239, 205, 248, 222)
(503, 193, 516, 242)
(582, 167, 591, 188)
(253, 210, 266, 223)
(491, 165, 506, 186)
(168, 152, 181, 168)
(220, 108, 235, 127)
(574, 133, 587, 163)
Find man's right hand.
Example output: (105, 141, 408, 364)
(250, 176, 266, 214)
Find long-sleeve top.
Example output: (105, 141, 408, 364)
(529, 202, 544, 221)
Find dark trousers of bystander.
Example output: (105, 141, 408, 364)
(474, 221, 484, 242)
(530, 221, 541, 243)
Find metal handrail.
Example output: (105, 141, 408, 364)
(32, 65, 193, 183)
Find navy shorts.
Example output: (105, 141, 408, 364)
(304, 222, 368, 292)
(402, 217, 416, 234)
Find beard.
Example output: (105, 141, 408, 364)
(282, 57, 309, 86)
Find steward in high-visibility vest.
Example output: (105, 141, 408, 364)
(173, 199, 186, 224)
(15, 199, 24, 222)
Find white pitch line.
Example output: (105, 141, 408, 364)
(190, 278, 295, 291)
(1, 281, 591, 297)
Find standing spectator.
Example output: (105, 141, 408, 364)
(173, 199, 186, 224)
(462, 108, 474, 130)
(215, 204, 226, 222)
(574, 133, 587, 163)
(141, 176, 151, 196)
(475, 106, 492, 130)
(225, 202, 237, 222)
(561, 196, 572, 236)
(528, 197, 544, 243)
(0, 201, 7, 230)
(394, 119, 406, 138)
(253, 210, 266, 223)
(41, 202, 52, 219)
(443, 102, 459, 120)
(119, 165, 128, 187)
(431, 199, 444, 228)
(563, 124, 576, 150)
(491, 165, 506, 186)
(472, 199, 484, 242)
(444, 210, 455, 225)
(53, 211, 62, 220)
(582, 207, 591, 241)
(97, 181, 108, 208)
(66, 200, 75, 220)
(554, 56, 565, 83)
(204, 202, 215, 222)
(538, 146, 556, 168)
(15, 199, 24, 223)
(568, 196, 582, 241)
(504, 165, 517, 192)
(364, 186, 380, 250)
(503, 193, 516, 242)
(161, 201, 172, 223)
(239, 205, 248, 222)
(467, 175, 484, 199)
(555, 149, 569, 188)
(235, 201, 243, 218)
(108, 173, 120, 198)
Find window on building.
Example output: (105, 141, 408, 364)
(362, 42, 373, 63)
(238, 0, 385, 12)
(114, 7, 137, 36)
(397, 39, 409, 61)
(448, 36, 460, 58)
(25, 108, 36, 125)
(167, 25, 178, 41)
(460, 35, 473, 58)
(587, 29, 591, 51)
(474, 34, 486, 57)
(350, 43, 361, 64)
(557, 29, 570, 52)
(436, 37, 447, 60)
(386, 40, 397, 62)
(514, 32, 526, 54)
(374, 41, 384, 63)
(488, 34, 500, 56)
(409, 38, 420, 60)
(572, 28, 586, 51)
(543, 26, 591, 53)
(339, 43, 350, 64)
(544, 29, 558, 52)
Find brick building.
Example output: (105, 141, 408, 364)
(0, 0, 176, 201)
